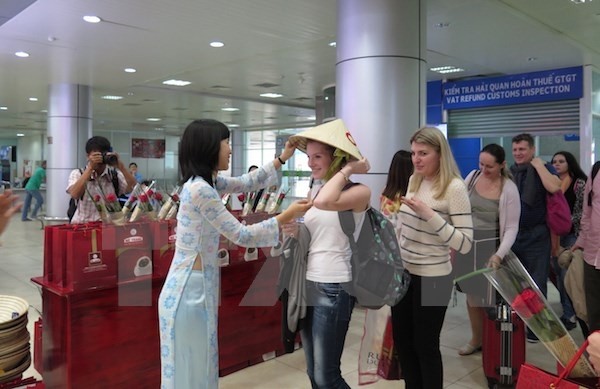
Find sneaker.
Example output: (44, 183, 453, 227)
(560, 316, 577, 331)
(526, 332, 539, 344)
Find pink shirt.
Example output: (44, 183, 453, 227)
(574, 172, 600, 269)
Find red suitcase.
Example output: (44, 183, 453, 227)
(482, 299, 526, 388)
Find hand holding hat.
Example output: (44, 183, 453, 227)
(279, 140, 296, 163)
(343, 157, 370, 175)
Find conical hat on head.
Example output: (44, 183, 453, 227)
(289, 119, 362, 160)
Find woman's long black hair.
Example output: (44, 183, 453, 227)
(552, 151, 587, 182)
(179, 119, 230, 187)
(382, 150, 413, 199)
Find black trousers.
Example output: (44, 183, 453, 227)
(584, 260, 600, 332)
(391, 273, 453, 389)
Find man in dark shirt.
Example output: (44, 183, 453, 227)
(510, 133, 561, 342)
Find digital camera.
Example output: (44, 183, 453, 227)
(102, 152, 118, 165)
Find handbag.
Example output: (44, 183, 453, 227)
(516, 334, 600, 389)
(546, 190, 572, 236)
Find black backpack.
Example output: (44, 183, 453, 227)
(67, 168, 120, 222)
(338, 183, 410, 309)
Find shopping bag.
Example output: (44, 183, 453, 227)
(357, 306, 401, 385)
(516, 333, 600, 389)
(151, 219, 177, 277)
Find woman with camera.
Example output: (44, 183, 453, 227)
(66, 136, 137, 223)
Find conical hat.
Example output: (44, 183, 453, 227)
(289, 119, 362, 160)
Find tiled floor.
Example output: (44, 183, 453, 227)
(0, 215, 586, 388)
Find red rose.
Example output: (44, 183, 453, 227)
(147, 189, 154, 196)
(130, 195, 137, 202)
(512, 288, 545, 319)
(139, 193, 149, 203)
(171, 194, 180, 202)
(154, 192, 163, 201)
(94, 194, 101, 202)
(237, 194, 245, 202)
(106, 193, 117, 202)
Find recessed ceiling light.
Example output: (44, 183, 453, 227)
(162, 79, 191, 86)
(147, 118, 161, 122)
(17, 133, 25, 137)
(435, 22, 450, 28)
(210, 41, 225, 48)
(40, 109, 47, 113)
(260, 93, 284, 98)
(221, 107, 239, 112)
(83, 15, 102, 23)
(227, 124, 240, 128)
(329, 41, 336, 47)
(154, 127, 165, 131)
(570, 0, 590, 3)
(528, 57, 538, 62)
(124, 68, 136, 73)
(15, 51, 29, 58)
(29, 97, 38, 102)
(0, 107, 7, 110)
(102, 95, 123, 100)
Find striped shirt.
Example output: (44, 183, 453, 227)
(399, 177, 473, 277)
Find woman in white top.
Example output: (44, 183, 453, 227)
(283, 120, 370, 389)
(394, 127, 473, 389)
(454, 143, 520, 356)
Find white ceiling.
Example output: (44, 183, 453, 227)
(0, 0, 598, 138)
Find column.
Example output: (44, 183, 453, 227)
(46, 84, 92, 218)
(336, 0, 426, 199)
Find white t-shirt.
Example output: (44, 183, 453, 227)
(304, 199, 366, 283)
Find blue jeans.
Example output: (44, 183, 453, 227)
(300, 281, 355, 389)
(550, 233, 577, 320)
(512, 223, 551, 297)
(22, 189, 43, 220)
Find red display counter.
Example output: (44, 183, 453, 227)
(33, 214, 286, 388)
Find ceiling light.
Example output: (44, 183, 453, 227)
(15, 51, 29, 58)
(102, 95, 123, 100)
(162, 79, 191, 86)
(0, 107, 7, 110)
(430, 66, 464, 74)
(83, 15, 102, 23)
(146, 118, 161, 122)
(210, 41, 225, 48)
(29, 97, 38, 102)
(124, 68, 136, 73)
(221, 107, 239, 112)
(154, 128, 165, 131)
(260, 93, 284, 98)
(435, 22, 450, 28)
(17, 133, 25, 137)
(40, 109, 47, 113)
(570, 0, 590, 3)
(528, 57, 538, 62)
(329, 41, 336, 47)
(227, 124, 240, 128)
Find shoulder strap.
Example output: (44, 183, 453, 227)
(109, 168, 120, 196)
(467, 170, 481, 192)
(77, 168, 84, 200)
(589, 161, 600, 207)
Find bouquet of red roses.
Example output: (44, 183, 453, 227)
(483, 252, 595, 377)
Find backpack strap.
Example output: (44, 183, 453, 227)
(109, 168, 120, 196)
(338, 181, 363, 242)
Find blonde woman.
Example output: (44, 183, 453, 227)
(393, 127, 473, 389)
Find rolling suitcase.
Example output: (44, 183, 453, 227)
(482, 298, 526, 388)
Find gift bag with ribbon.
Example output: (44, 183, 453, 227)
(516, 334, 600, 389)
(65, 224, 117, 291)
(358, 306, 401, 385)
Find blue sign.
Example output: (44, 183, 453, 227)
(442, 66, 583, 109)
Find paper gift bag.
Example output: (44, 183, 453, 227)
(50, 222, 100, 287)
(105, 222, 153, 281)
(65, 225, 117, 291)
(516, 333, 599, 389)
(358, 306, 401, 385)
(151, 219, 177, 277)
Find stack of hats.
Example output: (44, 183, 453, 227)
(0, 295, 31, 384)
